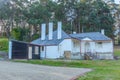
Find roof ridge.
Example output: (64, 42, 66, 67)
(70, 32, 100, 35)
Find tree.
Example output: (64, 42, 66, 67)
(55, 0, 114, 37)
(0, 0, 115, 40)
(0, 0, 13, 38)
(0, 0, 29, 38)
(23, 1, 54, 35)
(11, 27, 30, 41)
(89, 0, 114, 38)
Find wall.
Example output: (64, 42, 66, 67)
(81, 41, 113, 53)
(40, 46, 45, 58)
(41, 46, 59, 59)
(80, 37, 113, 59)
(71, 39, 80, 53)
(95, 41, 113, 59)
(28, 46, 32, 59)
(46, 46, 59, 58)
(41, 39, 82, 59)
(70, 39, 82, 59)
(40, 39, 73, 59)
(59, 39, 72, 58)
(8, 41, 12, 59)
(95, 41, 113, 53)
(40, 38, 113, 60)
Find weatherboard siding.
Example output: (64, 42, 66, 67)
(95, 41, 113, 59)
(95, 41, 113, 53)
(46, 46, 59, 58)
(59, 39, 72, 58)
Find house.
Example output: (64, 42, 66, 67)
(31, 22, 114, 60)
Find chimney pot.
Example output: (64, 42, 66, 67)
(101, 29, 105, 35)
(73, 31, 76, 34)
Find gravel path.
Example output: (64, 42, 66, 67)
(0, 61, 91, 80)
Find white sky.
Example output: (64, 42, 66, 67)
(52, 0, 120, 4)
(28, 0, 120, 4)
(115, 0, 120, 4)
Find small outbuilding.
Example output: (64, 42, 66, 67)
(9, 40, 41, 59)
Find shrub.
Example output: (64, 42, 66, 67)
(0, 38, 8, 51)
(11, 27, 30, 41)
(32, 34, 39, 40)
(117, 36, 120, 45)
(118, 39, 120, 45)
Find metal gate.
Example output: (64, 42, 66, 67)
(12, 41, 28, 59)
(11, 40, 41, 59)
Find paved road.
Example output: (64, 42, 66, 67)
(0, 61, 91, 80)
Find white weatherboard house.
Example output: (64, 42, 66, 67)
(31, 22, 114, 60)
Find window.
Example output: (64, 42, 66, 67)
(73, 40, 79, 48)
(98, 42, 102, 44)
(97, 42, 102, 48)
(41, 46, 44, 51)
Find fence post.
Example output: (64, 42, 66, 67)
(8, 40, 12, 59)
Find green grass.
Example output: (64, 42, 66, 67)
(0, 38, 8, 52)
(14, 59, 120, 80)
(13, 49, 120, 80)
(78, 60, 120, 80)
(114, 49, 120, 56)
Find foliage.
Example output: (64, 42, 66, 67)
(0, 38, 8, 51)
(23, 2, 51, 25)
(32, 34, 40, 41)
(118, 38, 120, 44)
(11, 27, 30, 41)
(0, 0, 116, 40)
(22, 0, 54, 35)
(54, 0, 114, 37)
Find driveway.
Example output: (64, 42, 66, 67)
(0, 61, 91, 80)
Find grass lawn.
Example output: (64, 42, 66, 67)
(13, 49, 120, 80)
(114, 49, 120, 56)
(78, 60, 120, 80)
(14, 60, 120, 80)
(0, 38, 8, 52)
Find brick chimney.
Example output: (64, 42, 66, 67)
(48, 22, 53, 40)
(101, 29, 105, 35)
(57, 22, 62, 39)
(41, 23, 46, 40)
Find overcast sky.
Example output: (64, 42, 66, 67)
(115, 0, 120, 4)
(26, 0, 120, 4)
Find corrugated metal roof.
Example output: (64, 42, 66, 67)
(31, 31, 111, 46)
(70, 32, 111, 41)
(31, 30, 71, 46)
